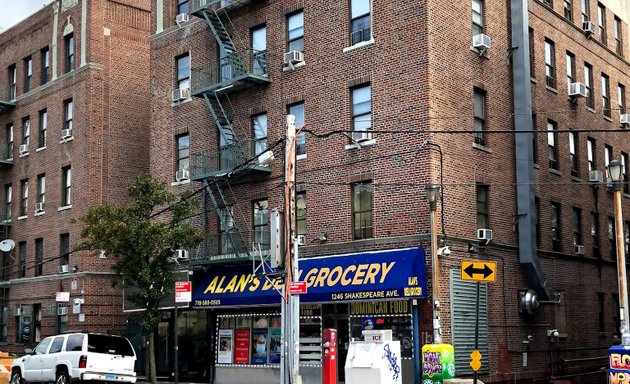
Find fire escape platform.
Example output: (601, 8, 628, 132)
(191, 73, 271, 98)
(191, 0, 260, 16)
(0, 100, 15, 114)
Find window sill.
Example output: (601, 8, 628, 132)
(59, 136, 74, 144)
(343, 38, 375, 53)
(171, 97, 193, 108)
(34, 211, 45, 217)
(58, 205, 72, 212)
(533, 163, 540, 169)
(550, 169, 562, 176)
(586, 107, 596, 113)
(297, 154, 307, 161)
(546, 85, 558, 94)
(17, 215, 27, 220)
(472, 142, 492, 153)
(530, 78, 537, 84)
(18, 152, 29, 158)
(604, 115, 613, 122)
(36, 146, 46, 152)
(470, 46, 489, 59)
(283, 61, 306, 72)
(170, 179, 191, 187)
(571, 175, 581, 182)
(345, 139, 376, 150)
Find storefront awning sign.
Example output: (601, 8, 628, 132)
(192, 247, 427, 308)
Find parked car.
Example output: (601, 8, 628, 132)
(10, 332, 137, 384)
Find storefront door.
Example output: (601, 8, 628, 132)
(322, 304, 348, 384)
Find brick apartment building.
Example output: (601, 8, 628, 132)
(0, 0, 151, 357)
(146, 0, 630, 383)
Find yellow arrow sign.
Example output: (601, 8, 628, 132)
(461, 261, 496, 282)
(470, 349, 482, 371)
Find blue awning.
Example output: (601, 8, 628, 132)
(192, 247, 427, 308)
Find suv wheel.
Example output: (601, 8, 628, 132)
(10, 370, 22, 384)
(55, 369, 69, 384)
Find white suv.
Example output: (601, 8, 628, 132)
(10, 332, 137, 384)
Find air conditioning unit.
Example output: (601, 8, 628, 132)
(58, 264, 69, 274)
(175, 249, 189, 260)
(57, 306, 68, 316)
(621, 114, 630, 125)
(35, 202, 44, 213)
(351, 130, 372, 143)
(283, 50, 304, 65)
(61, 128, 72, 139)
(172, 88, 191, 101)
(472, 34, 491, 50)
(296, 235, 306, 246)
(175, 13, 189, 24)
(574, 244, 585, 255)
(13, 306, 21, 316)
(568, 82, 587, 98)
(477, 228, 493, 242)
(583, 20, 596, 35)
(176, 169, 190, 182)
(19, 144, 28, 155)
(589, 170, 604, 183)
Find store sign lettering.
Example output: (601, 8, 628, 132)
(610, 372, 630, 384)
(611, 353, 630, 370)
(350, 301, 409, 315)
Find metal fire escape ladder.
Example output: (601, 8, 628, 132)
(201, 11, 247, 77)
(202, 92, 249, 166)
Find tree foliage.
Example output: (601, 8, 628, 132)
(75, 174, 203, 382)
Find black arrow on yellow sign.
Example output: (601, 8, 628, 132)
(461, 261, 496, 282)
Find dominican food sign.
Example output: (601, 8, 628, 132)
(192, 247, 427, 308)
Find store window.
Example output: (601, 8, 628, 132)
(349, 301, 413, 358)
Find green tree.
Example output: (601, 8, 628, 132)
(75, 174, 203, 384)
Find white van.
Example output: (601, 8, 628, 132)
(10, 332, 137, 384)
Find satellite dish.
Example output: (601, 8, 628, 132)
(0, 239, 15, 252)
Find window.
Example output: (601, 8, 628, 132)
(219, 205, 234, 254)
(602, 74, 611, 117)
(584, 63, 594, 109)
(5, 124, 13, 161)
(22, 117, 30, 149)
(569, 131, 579, 177)
(288, 102, 305, 156)
(35, 238, 43, 276)
(176, 134, 189, 174)
(177, 0, 188, 14)
(547, 120, 558, 170)
(24, 56, 32, 92)
(64, 34, 74, 73)
(41, 47, 50, 85)
(351, 84, 371, 139)
(251, 25, 267, 76)
(605, 144, 613, 170)
(529, 28, 535, 78)
(582, 0, 589, 23)
(64, 99, 73, 133)
(587, 137, 596, 171)
(535, 197, 541, 247)
(598, 3, 606, 45)
(350, 0, 371, 45)
(20, 179, 28, 217)
(4, 184, 11, 222)
(252, 113, 268, 156)
(352, 181, 373, 240)
(287, 11, 304, 52)
(615, 16, 623, 55)
(474, 88, 486, 146)
(543, 0, 552, 6)
(532, 113, 539, 164)
(623, 152, 629, 194)
(544, 39, 556, 88)
(253, 200, 269, 249)
(572, 207, 582, 246)
(566, 51, 575, 91)
(564, 0, 573, 20)
(472, 0, 484, 35)
(60, 233, 70, 266)
(8, 65, 16, 99)
(62, 166, 71, 206)
(38, 109, 47, 148)
(176, 53, 190, 91)
(37, 174, 45, 207)
(598, 292, 605, 333)
(620, 84, 627, 115)
(50, 336, 64, 353)
(297, 193, 306, 236)
(592, 212, 601, 258)
(551, 202, 561, 252)
(476, 184, 489, 229)
(18, 242, 26, 278)
(609, 217, 617, 259)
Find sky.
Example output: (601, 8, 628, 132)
(0, 0, 51, 32)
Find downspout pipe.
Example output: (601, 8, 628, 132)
(511, 0, 552, 300)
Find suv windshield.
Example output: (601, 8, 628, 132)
(87, 334, 134, 356)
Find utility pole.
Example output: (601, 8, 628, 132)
(282, 115, 300, 384)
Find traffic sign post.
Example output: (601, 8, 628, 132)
(461, 260, 496, 383)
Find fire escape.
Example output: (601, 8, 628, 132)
(189, 0, 272, 266)
(0, 90, 15, 294)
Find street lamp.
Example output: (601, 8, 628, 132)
(426, 184, 442, 344)
(608, 159, 630, 345)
